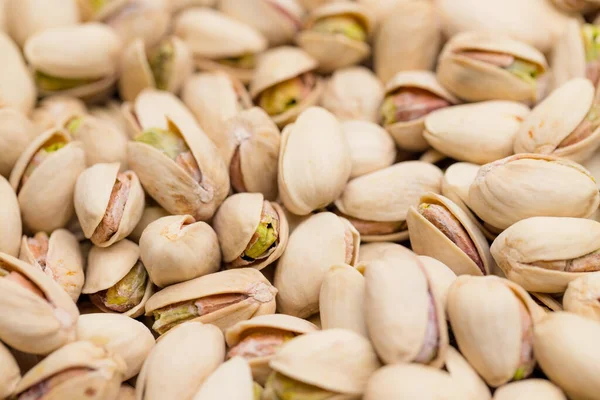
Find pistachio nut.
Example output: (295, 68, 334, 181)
(0, 252, 78, 354)
(425, 101, 529, 164)
(445, 346, 492, 400)
(0, 341, 20, 400)
(219, 107, 281, 200)
(437, 31, 548, 104)
(9, 128, 86, 233)
(0, 0, 5, 32)
(76, 313, 155, 380)
(334, 161, 443, 242)
(145, 268, 277, 334)
(30, 95, 87, 132)
(225, 314, 318, 385)
(407, 192, 493, 276)
(382, 70, 459, 152)
(278, 107, 351, 215)
(19, 229, 84, 302)
(274, 212, 359, 318)
(534, 312, 600, 400)
(14, 340, 126, 400)
(77, 0, 128, 21)
(181, 71, 253, 147)
(493, 379, 567, 400)
(418, 256, 457, 310)
(0, 109, 38, 179)
(468, 154, 600, 231)
(24, 23, 123, 100)
(0, 33, 36, 114)
(117, 384, 136, 400)
(364, 251, 448, 367)
(127, 115, 230, 221)
(515, 79, 600, 163)
(139, 214, 221, 287)
(419, 148, 448, 165)
(296, 2, 373, 73)
(136, 322, 225, 400)
(119, 36, 193, 102)
(0, 175, 21, 257)
(552, 20, 600, 89)
(250, 47, 324, 127)
(128, 201, 170, 243)
(563, 273, 600, 322)
(89, 100, 128, 135)
(104, 0, 170, 48)
(218, 0, 304, 46)
(299, 0, 339, 11)
(321, 66, 384, 123)
(266, 329, 381, 399)
(193, 357, 255, 400)
(169, 0, 217, 12)
(175, 8, 268, 84)
(447, 276, 545, 387)
(82, 240, 152, 317)
(74, 163, 145, 247)
(343, 120, 397, 179)
(320, 264, 367, 337)
(213, 193, 289, 271)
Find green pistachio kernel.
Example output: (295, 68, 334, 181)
(65, 117, 83, 136)
(0, 267, 8, 277)
(22, 139, 67, 182)
(253, 382, 264, 400)
(259, 77, 305, 116)
(89, 0, 108, 11)
(266, 372, 336, 400)
(381, 95, 397, 126)
(513, 366, 528, 381)
(134, 128, 189, 161)
(312, 15, 367, 42)
(152, 300, 199, 335)
(148, 40, 175, 91)
(583, 24, 600, 62)
(103, 262, 148, 312)
(244, 220, 278, 260)
(218, 53, 257, 70)
(35, 71, 95, 92)
(505, 59, 541, 85)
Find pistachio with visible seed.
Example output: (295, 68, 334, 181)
(77, 0, 128, 21)
(552, 21, 600, 90)
(30, 96, 87, 132)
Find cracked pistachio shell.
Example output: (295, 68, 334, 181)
(364, 364, 466, 400)
(564, 273, 600, 321)
(136, 322, 225, 400)
(274, 212, 360, 318)
(145, 268, 277, 332)
(437, 31, 548, 104)
(0, 109, 38, 178)
(31, 95, 87, 131)
(319, 264, 367, 337)
(407, 192, 493, 276)
(128, 204, 170, 243)
(74, 163, 145, 247)
(0, 175, 21, 257)
(343, 120, 397, 179)
(9, 128, 86, 233)
(374, 1, 441, 82)
(321, 66, 384, 123)
(213, 193, 289, 270)
(181, 72, 253, 147)
(15, 341, 126, 400)
(193, 357, 254, 400)
(425, 101, 529, 164)
(364, 251, 449, 367)
(219, 0, 304, 46)
(445, 346, 492, 400)
(139, 214, 221, 287)
(219, 107, 280, 200)
(447, 276, 545, 387)
(534, 312, 600, 400)
(0, 33, 35, 114)
(119, 36, 193, 102)
(225, 314, 319, 385)
(296, 2, 373, 73)
(0, 252, 79, 354)
(105, 0, 170, 48)
(468, 154, 600, 231)
(491, 217, 600, 293)
(82, 239, 153, 318)
(515, 79, 600, 163)
(278, 107, 351, 215)
(24, 23, 123, 100)
(384, 70, 459, 152)
(77, 0, 128, 21)
(494, 379, 567, 400)
(67, 115, 128, 168)
(269, 329, 381, 398)
(127, 116, 230, 221)
(0, 341, 20, 399)
(76, 313, 155, 380)
(551, 20, 587, 90)
(250, 47, 324, 127)
(19, 229, 84, 302)
(418, 256, 457, 310)
(334, 161, 443, 242)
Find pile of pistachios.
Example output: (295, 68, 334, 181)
(3, 0, 600, 399)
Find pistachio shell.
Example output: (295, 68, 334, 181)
(530, 293, 563, 313)
(0, 109, 38, 178)
(493, 379, 567, 400)
(193, 357, 254, 400)
(9, 128, 86, 233)
(0, 175, 21, 257)
(321, 66, 384, 123)
(105, 0, 170, 48)
(19, 229, 84, 302)
(0, 252, 79, 354)
(278, 107, 351, 215)
(445, 346, 492, 400)
(358, 241, 415, 266)
(551, 20, 586, 90)
(343, 120, 396, 179)
(136, 322, 225, 400)
(31, 95, 88, 132)
(0, 0, 5, 32)
(76, 313, 155, 380)
(89, 100, 128, 135)
(128, 204, 170, 243)
(139, 214, 221, 287)
(319, 263, 367, 337)
(0, 33, 36, 114)
(77, 0, 128, 21)
(68, 115, 128, 168)
(269, 329, 380, 396)
(117, 384, 136, 400)
(418, 256, 457, 310)
(468, 154, 600, 231)
(169, 0, 216, 12)
(425, 101, 529, 164)
(274, 212, 359, 318)
(563, 272, 600, 322)
(0, 341, 20, 399)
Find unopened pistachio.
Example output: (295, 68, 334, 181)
(193, 357, 255, 400)
(493, 379, 567, 400)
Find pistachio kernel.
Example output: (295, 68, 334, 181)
(89, 261, 148, 313)
(244, 202, 280, 260)
(0, 265, 45, 299)
(21, 137, 68, 187)
(218, 53, 257, 70)
(311, 15, 367, 42)
(458, 51, 542, 85)
(91, 173, 132, 243)
(148, 39, 175, 91)
(259, 73, 316, 116)
(253, 382, 264, 400)
(34, 71, 97, 92)
(227, 328, 295, 360)
(265, 371, 336, 400)
(381, 88, 451, 126)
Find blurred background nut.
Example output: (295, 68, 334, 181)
(0, 341, 20, 400)
(342, 120, 396, 179)
(563, 272, 600, 322)
(0, 110, 38, 179)
(0, 175, 22, 258)
(493, 379, 567, 400)
(30, 95, 88, 132)
(0, 33, 36, 115)
(77, 0, 129, 21)
(445, 346, 492, 400)
(104, 0, 170, 48)
(193, 357, 255, 400)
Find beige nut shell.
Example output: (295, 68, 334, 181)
(0, 341, 20, 400)
(0, 109, 38, 179)
(192, 357, 254, 400)
(563, 272, 600, 322)
(0, 175, 21, 257)
(343, 120, 396, 179)
(551, 19, 586, 90)
(0, 33, 36, 118)
(493, 379, 567, 400)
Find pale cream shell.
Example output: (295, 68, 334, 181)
(105, 0, 170, 48)
(445, 346, 492, 400)
(342, 120, 397, 179)
(0, 109, 38, 178)
(493, 379, 567, 400)
(0, 33, 36, 115)
(563, 272, 600, 322)
(128, 204, 170, 244)
(72, 115, 129, 168)
(31, 95, 88, 131)
(418, 256, 457, 311)
(551, 19, 586, 90)
(78, 0, 129, 21)
(0, 174, 21, 257)
(0, 341, 20, 400)
(192, 357, 254, 400)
